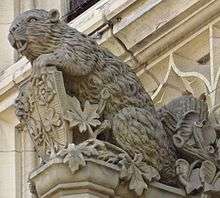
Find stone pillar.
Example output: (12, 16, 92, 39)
(34, 0, 68, 16)
(0, 107, 21, 198)
(20, 127, 38, 198)
(20, 0, 36, 12)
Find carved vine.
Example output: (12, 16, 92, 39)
(57, 139, 160, 196)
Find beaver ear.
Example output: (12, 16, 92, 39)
(48, 9, 60, 22)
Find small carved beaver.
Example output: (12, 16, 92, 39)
(8, 9, 176, 180)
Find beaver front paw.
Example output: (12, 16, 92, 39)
(32, 54, 52, 71)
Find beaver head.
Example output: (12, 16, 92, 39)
(8, 9, 63, 62)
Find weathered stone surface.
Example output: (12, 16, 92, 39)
(29, 157, 204, 198)
(30, 159, 118, 197)
(9, 8, 220, 198)
(15, 67, 73, 162)
(9, 8, 176, 189)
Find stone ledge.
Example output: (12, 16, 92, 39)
(29, 158, 192, 198)
(42, 182, 115, 198)
(29, 158, 119, 197)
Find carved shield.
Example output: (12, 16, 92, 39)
(15, 67, 72, 161)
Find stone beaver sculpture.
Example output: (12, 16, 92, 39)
(8, 9, 177, 181)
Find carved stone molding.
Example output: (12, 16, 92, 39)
(15, 66, 162, 197)
(29, 154, 188, 198)
(9, 8, 220, 198)
(15, 67, 73, 161)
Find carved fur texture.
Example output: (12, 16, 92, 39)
(9, 9, 177, 182)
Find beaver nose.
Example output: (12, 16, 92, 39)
(10, 26, 17, 34)
(8, 33, 16, 49)
(12, 27, 16, 32)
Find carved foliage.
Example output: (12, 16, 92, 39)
(58, 140, 100, 174)
(58, 139, 118, 174)
(56, 139, 160, 196)
(15, 68, 70, 161)
(176, 159, 202, 194)
(64, 97, 101, 138)
(173, 105, 220, 195)
(176, 159, 220, 195)
(31, 72, 56, 106)
(159, 95, 220, 196)
(119, 153, 160, 196)
(173, 111, 217, 163)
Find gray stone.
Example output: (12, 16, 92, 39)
(9, 8, 220, 197)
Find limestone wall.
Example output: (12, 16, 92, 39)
(0, 0, 67, 72)
(1, 0, 220, 197)
(0, 1, 69, 198)
(0, 0, 19, 70)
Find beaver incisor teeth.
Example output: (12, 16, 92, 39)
(17, 41, 22, 48)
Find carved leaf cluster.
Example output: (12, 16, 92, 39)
(58, 140, 107, 174)
(119, 154, 160, 196)
(200, 160, 220, 192)
(176, 159, 220, 194)
(15, 89, 35, 121)
(64, 97, 101, 137)
(175, 159, 202, 194)
(32, 73, 56, 106)
(42, 108, 62, 132)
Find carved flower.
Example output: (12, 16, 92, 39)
(42, 108, 62, 132)
(119, 153, 160, 196)
(64, 97, 101, 137)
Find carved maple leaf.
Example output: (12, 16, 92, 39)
(200, 160, 217, 185)
(57, 140, 101, 174)
(119, 154, 160, 196)
(64, 97, 101, 138)
(58, 144, 86, 174)
(176, 159, 202, 194)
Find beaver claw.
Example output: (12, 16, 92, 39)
(32, 54, 51, 70)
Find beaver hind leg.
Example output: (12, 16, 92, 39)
(111, 106, 177, 183)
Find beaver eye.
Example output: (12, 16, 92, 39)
(28, 17, 37, 23)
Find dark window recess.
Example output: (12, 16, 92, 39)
(197, 53, 210, 65)
(64, 0, 100, 22)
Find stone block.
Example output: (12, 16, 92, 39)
(0, 24, 15, 69)
(0, 0, 19, 23)
(0, 152, 18, 198)
(30, 159, 118, 198)
(0, 120, 16, 151)
(35, 0, 62, 13)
